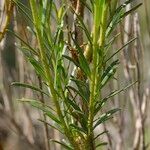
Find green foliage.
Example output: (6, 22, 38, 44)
(11, 0, 140, 149)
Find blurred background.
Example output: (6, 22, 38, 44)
(0, 0, 150, 150)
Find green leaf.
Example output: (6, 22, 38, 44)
(106, 1, 141, 37)
(79, 0, 92, 12)
(11, 82, 49, 97)
(96, 142, 108, 148)
(95, 81, 137, 115)
(28, 57, 47, 80)
(69, 124, 87, 134)
(50, 139, 73, 150)
(94, 131, 108, 140)
(66, 98, 81, 112)
(101, 60, 119, 88)
(71, 35, 91, 78)
(106, 5, 124, 37)
(106, 38, 137, 62)
(38, 119, 63, 134)
(104, 33, 120, 56)
(71, 110, 88, 132)
(8, 30, 38, 56)
(19, 98, 61, 124)
(63, 55, 79, 67)
(71, 8, 92, 45)
(18, 46, 34, 58)
(71, 77, 90, 101)
(94, 108, 120, 129)
(67, 86, 88, 103)
(121, 3, 142, 19)
(78, 53, 91, 78)
(13, 0, 33, 23)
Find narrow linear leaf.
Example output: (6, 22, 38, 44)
(50, 139, 73, 150)
(121, 3, 142, 19)
(94, 108, 120, 129)
(78, 53, 91, 78)
(96, 142, 108, 148)
(67, 86, 88, 103)
(69, 124, 87, 134)
(66, 98, 81, 112)
(70, 110, 87, 131)
(63, 55, 79, 67)
(94, 131, 108, 140)
(38, 119, 63, 134)
(19, 46, 34, 57)
(19, 98, 61, 124)
(71, 35, 91, 78)
(95, 81, 137, 114)
(71, 8, 92, 45)
(71, 77, 90, 100)
(101, 60, 119, 88)
(79, 0, 92, 12)
(106, 37, 137, 62)
(11, 82, 49, 97)
(29, 57, 47, 80)
(13, 0, 33, 23)
(7, 30, 38, 56)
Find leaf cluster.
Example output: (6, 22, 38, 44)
(11, 0, 141, 149)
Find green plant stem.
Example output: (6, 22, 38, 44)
(99, 4, 108, 47)
(29, 0, 62, 122)
(29, 1, 80, 149)
(87, 1, 100, 149)
(87, 1, 108, 149)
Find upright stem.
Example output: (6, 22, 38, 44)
(29, 1, 80, 149)
(29, 0, 63, 123)
(87, 1, 108, 149)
